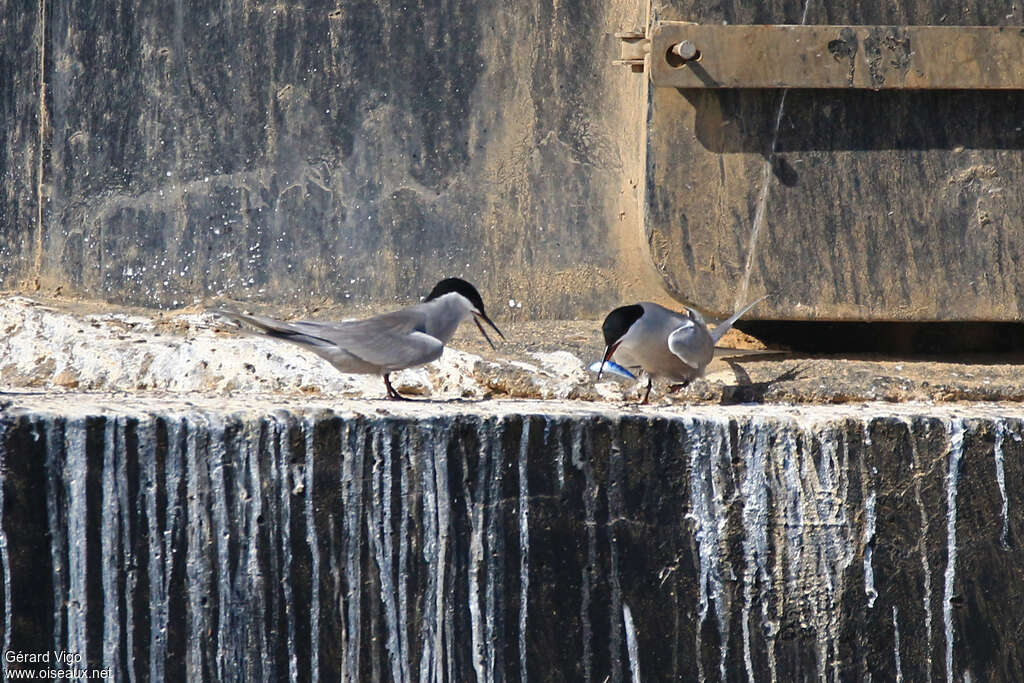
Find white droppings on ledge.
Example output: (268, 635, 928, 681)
(993, 421, 1010, 549)
(368, 426, 405, 683)
(904, 416, 935, 683)
(304, 418, 322, 683)
(739, 417, 772, 683)
(518, 419, 531, 683)
(893, 606, 903, 683)
(686, 417, 733, 682)
(467, 420, 488, 683)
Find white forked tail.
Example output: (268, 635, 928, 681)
(709, 295, 768, 344)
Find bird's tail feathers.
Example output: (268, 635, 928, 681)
(709, 295, 769, 343)
(211, 309, 334, 348)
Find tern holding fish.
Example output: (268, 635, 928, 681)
(596, 296, 767, 404)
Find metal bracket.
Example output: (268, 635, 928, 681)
(618, 21, 1024, 89)
(613, 30, 649, 72)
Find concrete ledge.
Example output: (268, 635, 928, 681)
(0, 396, 1021, 680)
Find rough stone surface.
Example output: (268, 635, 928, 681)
(647, 0, 1024, 320)
(4, 296, 1024, 406)
(0, 396, 1022, 681)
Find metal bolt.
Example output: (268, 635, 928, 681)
(671, 40, 699, 62)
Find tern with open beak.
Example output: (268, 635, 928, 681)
(214, 277, 504, 400)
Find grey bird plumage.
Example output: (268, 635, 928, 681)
(599, 296, 766, 404)
(214, 278, 504, 400)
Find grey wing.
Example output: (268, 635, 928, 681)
(307, 309, 445, 370)
(215, 308, 444, 370)
(667, 319, 712, 370)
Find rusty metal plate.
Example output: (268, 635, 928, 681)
(644, 82, 1024, 321)
(650, 22, 1024, 89)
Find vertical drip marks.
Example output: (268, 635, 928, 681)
(136, 418, 166, 682)
(65, 418, 89, 660)
(100, 417, 125, 677)
(765, 421, 853, 682)
(943, 418, 965, 683)
(417, 419, 454, 683)
(466, 417, 488, 683)
(738, 418, 773, 683)
(993, 421, 1010, 549)
(272, 417, 298, 682)
(0, 418, 10, 680)
(397, 428, 411, 683)
(775, 428, 803, 591)
(166, 418, 189, 680)
(483, 419, 504, 683)
(44, 418, 68, 653)
(185, 416, 214, 679)
(905, 417, 933, 683)
(622, 603, 641, 683)
(302, 419, 321, 683)
(807, 425, 854, 682)
(341, 419, 365, 682)
(686, 417, 732, 683)
(368, 423, 407, 683)
(607, 427, 625, 683)
(893, 606, 903, 683)
(863, 490, 878, 609)
(861, 418, 876, 612)
(572, 421, 596, 683)
(518, 418, 531, 683)
(244, 419, 271, 679)
(210, 416, 238, 683)
(546, 418, 565, 491)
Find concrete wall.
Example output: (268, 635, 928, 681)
(1, 399, 1022, 680)
(5, 0, 1024, 323)
(1, 0, 664, 318)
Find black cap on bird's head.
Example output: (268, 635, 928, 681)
(597, 304, 643, 379)
(425, 277, 506, 349)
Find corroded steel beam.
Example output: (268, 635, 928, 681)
(648, 22, 1024, 89)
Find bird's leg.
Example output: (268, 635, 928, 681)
(641, 376, 653, 405)
(383, 373, 413, 401)
(667, 380, 691, 393)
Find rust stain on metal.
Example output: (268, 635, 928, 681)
(649, 22, 1024, 89)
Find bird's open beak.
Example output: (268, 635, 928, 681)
(473, 312, 505, 350)
(597, 342, 620, 380)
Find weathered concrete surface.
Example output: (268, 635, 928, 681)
(7, 0, 1024, 327)
(0, 0, 667, 318)
(0, 396, 1022, 680)
(646, 0, 1024, 320)
(0, 0, 41, 287)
